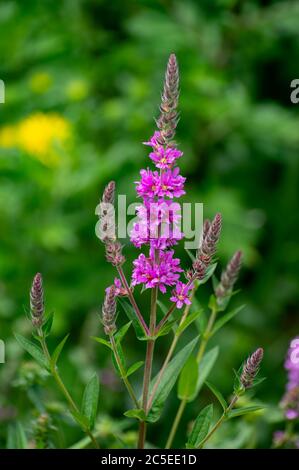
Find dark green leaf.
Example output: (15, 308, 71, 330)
(118, 298, 147, 340)
(126, 361, 144, 378)
(186, 404, 213, 448)
(147, 336, 199, 422)
(14, 333, 48, 369)
(51, 334, 69, 368)
(178, 355, 198, 401)
(81, 373, 100, 429)
(205, 381, 227, 411)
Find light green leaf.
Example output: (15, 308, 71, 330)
(81, 373, 100, 429)
(227, 405, 265, 419)
(205, 381, 227, 411)
(91, 336, 112, 350)
(7, 422, 28, 449)
(189, 346, 219, 402)
(124, 409, 147, 421)
(211, 305, 244, 336)
(186, 404, 213, 448)
(176, 310, 202, 336)
(14, 333, 49, 369)
(115, 321, 132, 344)
(51, 334, 69, 368)
(178, 355, 199, 401)
(118, 298, 147, 340)
(126, 361, 144, 378)
(147, 336, 199, 423)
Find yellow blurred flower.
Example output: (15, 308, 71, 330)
(0, 112, 71, 166)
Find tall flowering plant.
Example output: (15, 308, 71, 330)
(16, 55, 265, 449)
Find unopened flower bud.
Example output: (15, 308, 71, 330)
(102, 285, 117, 335)
(105, 241, 125, 266)
(240, 347, 264, 389)
(30, 273, 44, 328)
(216, 250, 242, 299)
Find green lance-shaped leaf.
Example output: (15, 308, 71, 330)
(186, 404, 213, 448)
(177, 355, 199, 401)
(227, 405, 265, 419)
(114, 321, 132, 344)
(210, 305, 244, 337)
(81, 373, 100, 429)
(50, 334, 69, 368)
(176, 310, 202, 336)
(14, 333, 49, 369)
(205, 381, 227, 411)
(188, 346, 219, 402)
(197, 262, 217, 286)
(91, 336, 112, 350)
(118, 298, 147, 340)
(126, 361, 144, 378)
(147, 336, 199, 423)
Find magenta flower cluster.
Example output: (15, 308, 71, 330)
(129, 59, 192, 307)
(130, 129, 190, 306)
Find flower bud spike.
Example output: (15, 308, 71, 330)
(30, 273, 44, 328)
(102, 285, 117, 335)
(240, 347, 264, 389)
(216, 250, 242, 299)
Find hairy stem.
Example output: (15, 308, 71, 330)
(109, 334, 139, 408)
(165, 304, 218, 448)
(117, 266, 150, 336)
(37, 329, 100, 449)
(138, 286, 158, 449)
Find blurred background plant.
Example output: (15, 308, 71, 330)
(0, 0, 298, 448)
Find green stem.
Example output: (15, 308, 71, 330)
(37, 329, 100, 449)
(165, 304, 218, 448)
(109, 335, 139, 408)
(165, 399, 186, 449)
(138, 286, 158, 449)
(198, 394, 239, 448)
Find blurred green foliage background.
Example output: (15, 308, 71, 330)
(0, 0, 299, 448)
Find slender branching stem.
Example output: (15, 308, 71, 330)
(198, 394, 239, 448)
(109, 334, 139, 408)
(117, 266, 150, 336)
(138, 285, 158, 449)
(37, 328, 100, 449)
(165, 304, 218, 448)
